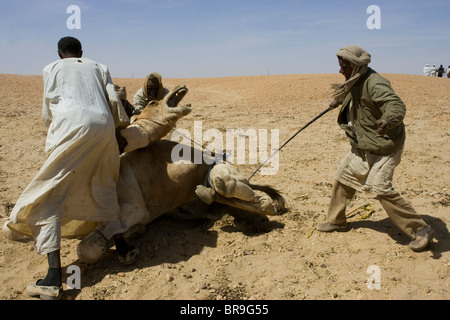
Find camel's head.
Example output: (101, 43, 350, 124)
(122, 84, 193, 152)
(146, 84, 192, 118)
(166, 84, 190, 109)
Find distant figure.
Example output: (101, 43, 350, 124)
(447, 66, 450, 78)
(423, 64, 431, 76)
(437, 65, 445, 77)
(430, 65, 437, 77)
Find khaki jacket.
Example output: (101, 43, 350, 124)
(337, 68, 406, 155)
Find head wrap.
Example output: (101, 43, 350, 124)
(142, 72, 165, 101)
(331, 45, 371, 104)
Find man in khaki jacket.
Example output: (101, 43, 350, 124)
(316, 45, 434, 252)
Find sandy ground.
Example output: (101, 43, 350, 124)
(0, 72, 449, 301)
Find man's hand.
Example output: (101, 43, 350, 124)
(329, 100, 338, 109)
(375, 119, 389, 135)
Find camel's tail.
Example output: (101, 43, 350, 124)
(249, 183, 288, 214)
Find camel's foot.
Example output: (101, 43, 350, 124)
(195, 185, 216, 205)
(259, 195, 278, 216)
(77, 230, 108, 264)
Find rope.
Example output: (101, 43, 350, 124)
(170, 104, 334, 182)
(248, 106, 332, 181)
(170, 128, 234, 165)
(306, 202, 375, 238)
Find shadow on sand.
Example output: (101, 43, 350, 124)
(64, 203, 285, 299)
(349, 214, 449, 259)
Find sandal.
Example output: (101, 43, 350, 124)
(118, 247, 140, 266)
(26, 281, 63, 300)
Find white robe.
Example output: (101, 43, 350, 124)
(6, 58, 123, 238)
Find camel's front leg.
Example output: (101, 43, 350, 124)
(215, 193, 277, 216)
(120, 124, 149, 153)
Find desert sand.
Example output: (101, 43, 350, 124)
(0, 72, 449, 301)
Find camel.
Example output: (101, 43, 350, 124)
(2, 84, 287, 264)
(77, 84, 287, 264)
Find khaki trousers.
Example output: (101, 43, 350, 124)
(326, 180, 427, 239)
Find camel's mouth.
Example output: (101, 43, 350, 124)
(166, 85, 189, 108)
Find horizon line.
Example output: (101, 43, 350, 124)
(0, 72, 432, 80)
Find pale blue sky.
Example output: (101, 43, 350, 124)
(1, 0, 449, 78)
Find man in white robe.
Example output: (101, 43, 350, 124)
(423, 64, 431, 76)
(4, 37, 128, 299)
(430, 65, 437, 77)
